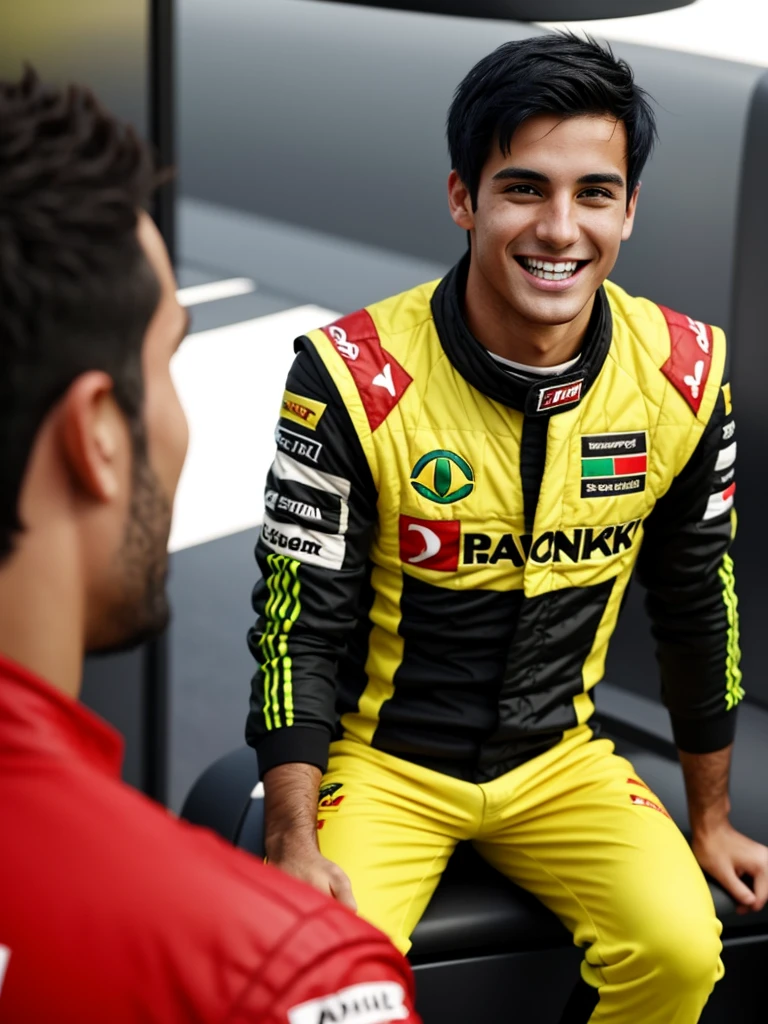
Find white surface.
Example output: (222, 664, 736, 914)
(541, 0, 768, 67)
(169, 304, 339, 553)
(176, 277, 255, 307)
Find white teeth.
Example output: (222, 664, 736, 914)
(521, 257, 580, 281)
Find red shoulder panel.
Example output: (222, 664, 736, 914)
(657, 304, 714, 415)
(321, 309, 412, 432)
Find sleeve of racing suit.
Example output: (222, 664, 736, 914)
(246, 342, 378, 776)
(635, 382, 743, 754)
(228, 917, 421, 1024)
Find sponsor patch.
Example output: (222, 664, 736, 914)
(630, 794, 671, 820)
(582, 432, 647, 456)
(410, 449, 474, 505)
(722, 420, 736, 442)
(288, 982, 409, 1024)
(0, 946, 10, 998)
(276, 425, 323, 464)
(318, 782, 345, 811)
(266, 473, 347, 535)
(581, 431, 647, 498)
(273, 451, 351, 500)
(261, 514, 345, 569)
(715, 441, 736, 472)
(399, 516, 461, 571)
(321, 309, 411, 432)
(463, 519, 641, 566)
(703, 482, 736, 521)
(536, 379, 584, 412)
(658, 305, 714, 415)
(400, 517, 643, 571)
(281, 390, 327, 431)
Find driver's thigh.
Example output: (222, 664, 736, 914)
(317, 739, 480, 954)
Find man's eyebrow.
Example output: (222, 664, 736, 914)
(492, 167, 550, 184)
(491, 168, 626, 189)
(576, 172, 625, 188)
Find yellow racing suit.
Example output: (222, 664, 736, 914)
(247, 255, 742, 1022)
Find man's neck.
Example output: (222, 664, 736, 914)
(0, 535, 84, 702)
(463, 260, 595, 367)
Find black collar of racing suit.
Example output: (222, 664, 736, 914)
(430, 252, 613, 417)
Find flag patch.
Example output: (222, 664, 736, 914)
(581, 432, 647, 498)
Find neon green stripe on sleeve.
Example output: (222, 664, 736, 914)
(718, 554, 745, 711)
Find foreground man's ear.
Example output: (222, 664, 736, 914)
(59, 373, 126, 502)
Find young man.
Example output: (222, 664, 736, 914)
(0, 71, 419, 1024)
(247, 34, 768, 1023)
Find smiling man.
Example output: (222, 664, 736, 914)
(248, 34, 768, 1023)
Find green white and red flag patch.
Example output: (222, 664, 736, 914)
(581, 432, 647, 498)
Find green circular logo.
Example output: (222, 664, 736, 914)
(410, 449, 474, 505)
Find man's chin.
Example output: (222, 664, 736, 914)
(511, 289, 595, 328)
(86, 604, 171, 658)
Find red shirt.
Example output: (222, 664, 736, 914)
(0, 655, 419, 1023)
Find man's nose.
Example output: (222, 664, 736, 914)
(535, 196, 580, 251)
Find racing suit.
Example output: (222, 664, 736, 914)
(0, 654, 419, 1024)
(247, 254, 741, 1022)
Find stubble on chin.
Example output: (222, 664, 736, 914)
(87, 451, 173, 656)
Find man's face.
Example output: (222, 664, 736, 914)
(450, 114, 639, 328)
(90, 215, 190, 653)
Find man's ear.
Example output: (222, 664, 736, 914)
(621, 183, 641, 242)
(58, 373, 126, 502)
(448, 170, 475, 231)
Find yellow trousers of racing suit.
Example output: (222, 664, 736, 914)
(317, 728, 723, 1023)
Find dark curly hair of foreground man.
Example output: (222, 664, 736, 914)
(0, 69, 420, 1024)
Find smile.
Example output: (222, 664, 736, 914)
(516, 256, 591, 281)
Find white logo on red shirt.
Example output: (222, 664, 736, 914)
(0, 945, 11, 997)
(288, 981, 409, 1024)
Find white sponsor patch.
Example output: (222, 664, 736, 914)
(261, 514, 346, 569)
(276, 426, 324, 465)
(715, 442, 737, 472)
(703, 487, 735, 521)
(273, 451, 351, 500)
(722, 420, 736, 441)
(0, 945, 11, 996)
(288, 981, 408, 1024)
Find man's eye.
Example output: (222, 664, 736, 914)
(504, 184, 541, 196)
(579, 188, 614, 200)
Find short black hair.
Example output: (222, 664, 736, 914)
(447, 33, 657, 209)
(0, 68, 160, 562)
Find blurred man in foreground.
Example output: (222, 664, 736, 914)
(0, 70, 419, 1024)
